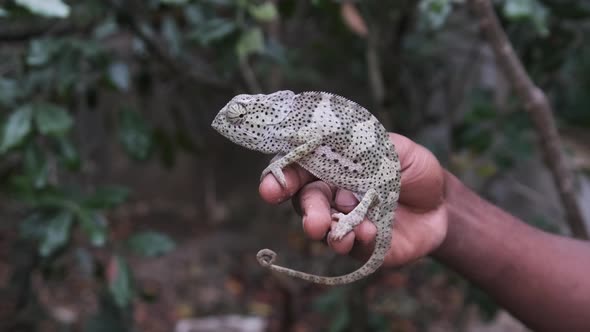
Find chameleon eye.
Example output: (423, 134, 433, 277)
(226, 103, 247, 125)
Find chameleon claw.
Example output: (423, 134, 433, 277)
(331, 212, 346, 220)
(261, 165, 287, 188)
(329, 212, 356, 241)
(329, 226, 353, 241)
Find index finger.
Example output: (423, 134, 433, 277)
(258, 164, 316, 204)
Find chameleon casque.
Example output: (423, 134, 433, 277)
(211, 90, 401, 285)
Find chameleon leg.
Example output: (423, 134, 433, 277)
(330, 188, 379, 241)
(260, 139, 321, 187)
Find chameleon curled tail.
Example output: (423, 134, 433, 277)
(255, 214, 393, 285)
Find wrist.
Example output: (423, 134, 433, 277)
(429, 170, 533, 283)
(430, 171, 489, 263)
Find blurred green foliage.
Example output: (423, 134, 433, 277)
(1, 0, 589, 330)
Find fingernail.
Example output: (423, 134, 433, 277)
(335, 190, 357, 207)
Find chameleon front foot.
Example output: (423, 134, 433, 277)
(260, 164, 287, 188)
(256, 248, 277, 267)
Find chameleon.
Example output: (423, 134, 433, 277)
(211, 90, 401, 285)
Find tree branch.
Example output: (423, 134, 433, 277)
(0, 24, 58, 42)
(366, 29, 385, 109)
(238, 57, 262, 94)
(0, 21, 96, 42)
(469, 0, 588, 239)
(265, 0, 283, 91)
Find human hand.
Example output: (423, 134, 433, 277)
(258, 133, 447, 267)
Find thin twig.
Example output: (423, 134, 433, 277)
(0, 21, 72, 42)
(469, 0, 588, 239)
(366, 29, 385, 108)
(265, 0, 283, 91)
(238, 57, 262, 94)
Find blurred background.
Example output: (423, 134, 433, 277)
(1, 0, 589, 331)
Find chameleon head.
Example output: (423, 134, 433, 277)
(211, 90, 295, 152)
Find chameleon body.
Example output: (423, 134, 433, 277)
(211, 90, 401, 285)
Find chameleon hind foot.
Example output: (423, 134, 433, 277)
(329, 212, 362, 241)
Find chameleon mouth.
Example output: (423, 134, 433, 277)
(211, 113, 225, 133)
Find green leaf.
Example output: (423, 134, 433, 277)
(23, 143, 49, 188)
(541, 0, 590, 20)
(313, 287, 347, 312)
(418, 0, 452, 30)
(93, 17, 119, 39)
(190, 18, 237, 45)
(56, 135, 81, 170)
(329, 308, 350, 332)
(107, 62, 130, 91)
(531, 9, 550, 37)
(27, 39, 61, 66)
(263, 38, 287, 65)
(84, 294, 129, 332)
(19, 213, 48, 240)
(367, 312, 389, 332)
(78, 209, 107, 247)
(108, 255, 134, 308)
(127, 231, 176, 257)
(0, 78, 19, 107)
(236, 27, 265, 59)
(465, 90, 496, 124)
(39, 211, 73, 257)
(248, 3, 278, 22)
(459, 126, 493, 153)
(503, 0, 549, 36)
(202, 0, 234, 6)
(183, 4, 204, 25)
(118, 109, 152, 161)
(15, 0, 70, 18)
(15, 185, 67, 208)
(34, 103, 73, 136)
(161, 15, 182, 56)
(0, 104, 34, 153)
(160, 0, 189, 5)
(55, 52, 79, 96)
(19, 211, 73, 257)
(465, 285, 498, 321)
(71, 40, 103, 58)
(504, 0, 535, 18)
(83, 186, 130, 209)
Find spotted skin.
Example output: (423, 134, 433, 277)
(211, 90, 401, 285)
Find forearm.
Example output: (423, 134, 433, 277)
(433, 171, 590, 330)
